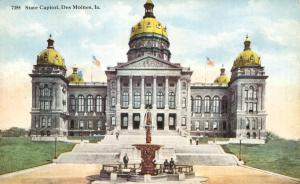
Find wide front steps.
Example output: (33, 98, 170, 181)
(100, 134, 190, 146)
(56, 135, 238, 166)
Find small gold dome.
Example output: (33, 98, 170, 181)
(214, 67, 229, 85)
(232, 35, 261, 69)
(130, 17, 168, 38)
(67, 68, 84, 83)
(37, 35, 66, 69)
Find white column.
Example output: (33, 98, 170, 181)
(165, 77, 169, 109)
(141, 76, 145, 109)
(129, 76, 133, 109)
(128, 113, 133, 130)
(140, 112, 144, 130)
(153, 76, 157, 109)
(164, 112, 169, 130)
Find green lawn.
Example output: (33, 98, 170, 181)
(0, 137, 75, 175)
(222, 137, 300, 179)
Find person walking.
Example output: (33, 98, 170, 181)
(123, 153, 129, 169)
(116, 132, 119, 140)
(169, 158, 175, 174)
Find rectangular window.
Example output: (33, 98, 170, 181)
(195, 121, 200, 131)
(182, 98, 186, 108)
(181, 117, 186, 126)
(204, 122, 209, 130)
(79, 121, 84, 128)
(47, 117, 51, 128)
(111, 116, 116, 126)
(88, 121, 93, 129)
(111, 97, 116, 107)
(133, 92, 141, 108)
(122, 92, 129, 108)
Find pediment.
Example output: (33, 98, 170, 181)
(117, 56, 181, 69)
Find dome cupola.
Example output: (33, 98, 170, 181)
(127, 0, 171, 62)
(232, 35, 261, 70)
(37, 35, 66, 69)
(214, 66, 229, 85)
(67, 67, 84, 83)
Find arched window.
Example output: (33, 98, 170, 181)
(212, 96, 220, 113)
(253, 132, 257, 139)
(204, 96, 210, 113)
(78, 95, 84, 112)
(134, 92, 141, 108)
(194, 96, 201, 113)
(169, 91, 175, 109)
(157, 91, 164, 109)
(87, 95, 93, 112)
(246, 132, 251, 139)
(246, 119, 250, 129)
(145, 91, 152, 106)
(47, 117, 51, 128)
(96, 96, 102, 112)
(122, 91, 129, 108)
(41, 117, 46, 128)
(69, 95, 76, 112)
(221, 96, 227, 113)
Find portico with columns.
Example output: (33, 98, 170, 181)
(105, 56, 192, 132)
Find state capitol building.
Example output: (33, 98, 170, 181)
(30, 0, 268, 140)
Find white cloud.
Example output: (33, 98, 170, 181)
(0, 58, 32, 129)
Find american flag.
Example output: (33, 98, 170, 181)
(92, 56, 101, 67)
(206, 57, 215, 66)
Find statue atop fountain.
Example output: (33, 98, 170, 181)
(133, 107, 162, 175)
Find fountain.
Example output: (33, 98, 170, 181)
(132, 108, 162, 175)
(86, 107, 207, 183)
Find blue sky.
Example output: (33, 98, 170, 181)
(0, 0, 300, 139)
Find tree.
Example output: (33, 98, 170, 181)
(1, 127, 28, 137)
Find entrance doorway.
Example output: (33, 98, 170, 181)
(133, 113, 140, 129)
(169, 114, 176, 130)
(157, 114, 164, 130)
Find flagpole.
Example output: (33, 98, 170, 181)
(204, 62, 207, 83)
(91, 64, 93, 82)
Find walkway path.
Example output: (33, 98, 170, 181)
(0, 164, 298, 184)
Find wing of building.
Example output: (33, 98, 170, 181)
(29, 0, 268, 140)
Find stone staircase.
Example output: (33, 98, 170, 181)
(56, 130, 239, 166)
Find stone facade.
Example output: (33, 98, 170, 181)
(29, 0, 268, 140)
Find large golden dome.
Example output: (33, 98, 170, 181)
(130, 0, 168, 39)
(130, 17, 168, 38)
(232, 36, 261, 69)
(37, 35, 66, 69)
